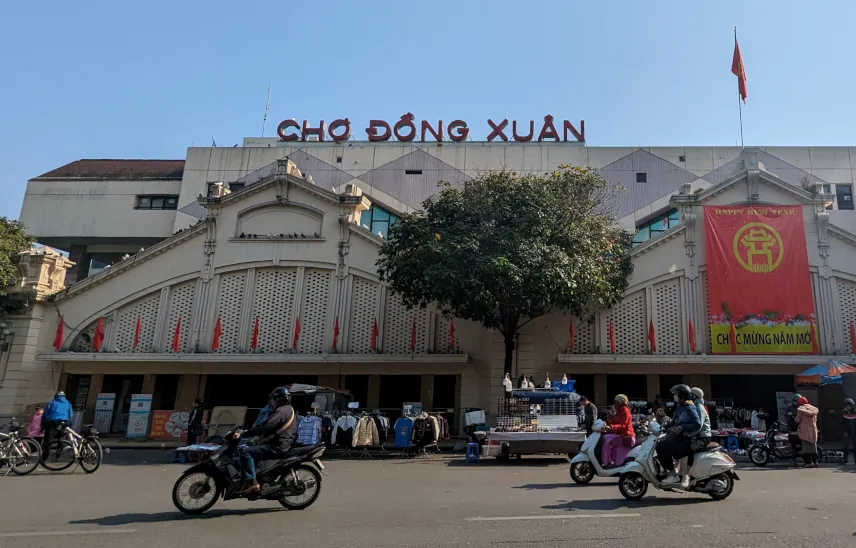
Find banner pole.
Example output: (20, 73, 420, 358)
(736, 27, 744, 149)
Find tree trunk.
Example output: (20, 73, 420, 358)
(504, 334, 515, 376)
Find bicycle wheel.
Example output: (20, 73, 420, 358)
(10, 437, 41, 475)
(41, 440, 76, 471)
(79, 439, 103, 474)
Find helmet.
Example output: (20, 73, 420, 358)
(845, 398, 855, 408)
(269, 387, 291, 408)
(56, 391, 65, 397)
(614, 394, 628, 405)
(670, 384, 692, 402)
(690, 387, 704, 400)
(792, 393, 802, 402)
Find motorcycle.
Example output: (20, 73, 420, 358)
(748, 420, 822, 467)
(569, 419, 640, 484)
(616, 420, 739, 501)
(171, 430, 327, 515)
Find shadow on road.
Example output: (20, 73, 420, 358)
(513, 482, 610, 490)
(446, 457, 567, 467)
(542, 497, 709, 512)
(69, 507, 281, 526)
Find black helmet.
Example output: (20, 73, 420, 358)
(670, 384, 692, 402)
(269, 387, 291, 408)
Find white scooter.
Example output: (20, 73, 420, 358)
(569, 419, 640, 484)
(616, 420, 739, 500)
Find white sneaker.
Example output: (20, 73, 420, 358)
(661, 472, 680, 485)
(680, 475, 690, 489)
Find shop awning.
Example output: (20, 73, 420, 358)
(796, 360, 856, 385)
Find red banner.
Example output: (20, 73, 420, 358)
(704, 205, 815, 354)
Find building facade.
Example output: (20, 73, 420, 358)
(5, 141, 856, 429)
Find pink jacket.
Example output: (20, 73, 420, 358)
(27, 413, 43, 437)
(795, 404, 819, 444)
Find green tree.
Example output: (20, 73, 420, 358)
(377, 166, 634, 375)
(0, 217, 35, 313)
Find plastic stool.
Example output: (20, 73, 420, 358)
(465, 442, 481, 463)
(726, 436, 739, 452)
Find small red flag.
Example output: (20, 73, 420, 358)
(688, 319, 697, 353)
(92, 317, 105, 352)
(250, 316, 260, 351)
(608, 319, 616, 353)
(172, 317, 182, 352)
(292, 317, 301, 351)
(648, 319, 657, 354)
(810, 320, 820, 354)
(370, 318, 378, 351)
(410, 317, 417, 352)
(332, 317, 340, 352)
(729, 320, 737, 354)
(53, 315, 64, 350)
(569, 317, 575, 353)
(849, 321, 856, 353)
(211, 316, 222, 351)
(133, 316, 141, 349)
(732, 30, 747, 103)
(449, 319, 456, 350)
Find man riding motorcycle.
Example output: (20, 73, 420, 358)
(234, 387, 298, 497)
(655, 384, 702, 487)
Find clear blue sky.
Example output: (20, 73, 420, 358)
(2, 0, 854, 220)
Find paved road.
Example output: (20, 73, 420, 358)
(1, 452, 853, 548)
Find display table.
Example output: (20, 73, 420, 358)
(486, 431, 586, 458)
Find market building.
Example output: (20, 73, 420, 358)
(4, 131, 856, 436)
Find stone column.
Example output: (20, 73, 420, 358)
(420, 374, 435, 410)
(175, 374, 201, 411)
(646, 374, 660, 401)
(366, 374, 380, 409)
(594, 374, 608, 407)
(141, 374, 156, 395)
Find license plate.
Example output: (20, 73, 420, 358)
(314, 459, 325, 470)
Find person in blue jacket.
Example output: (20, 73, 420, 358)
(42, 391, 73, 451)
(655, 384, 702, 486)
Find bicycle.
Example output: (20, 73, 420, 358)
(0, 418, 42, 475)
(41, 422, 102, 473)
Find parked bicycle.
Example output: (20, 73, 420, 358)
(41, 422, 102, 473)
(0, 418, 41, 475)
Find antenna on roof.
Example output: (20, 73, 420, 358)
(261, 84, 272, 137)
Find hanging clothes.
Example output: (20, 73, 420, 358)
(353, 415, 380, 447)
(412, 415, 436, 448)
(394, 416, 414, 448)
(372, 414, 389, 444)
(332, 414, 358, 447)
(297, 415, 322, 445)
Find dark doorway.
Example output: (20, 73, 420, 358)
(607, 374, 647, 402)
(152, 375, 180, 411)
(570, 374, 595, 403)
(433, 375, 458, 410)
(344, 375, 369, 407)
(379, 375, 422, 411)
(203, 375, 319, 408)
(711, 374, 795, 414)
(659, 375, 684, 401)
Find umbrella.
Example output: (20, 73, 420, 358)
(796, 360, 856, 385)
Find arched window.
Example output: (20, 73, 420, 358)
(361, 204, 400, 239)
(632, 208, 680, 248)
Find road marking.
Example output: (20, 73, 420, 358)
(467, 513, 642, 522)
(0, 529, 137, 538)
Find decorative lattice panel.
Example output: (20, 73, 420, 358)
(435, 313, 458, 354)
(570, 316, 595, 353)
(702, 271, 711, 353)
(115, 292, 161, 352)
(214, 273, 246, 353)
(837, 280, 856, 353)
(384, 292, 429, 354)
(71, 321, 98, 352)
(166, 281, 196, 353)
(606, 291, 646, 354)
(251, 268, 298, 353)
(348, 277, 380, 353)
(653, 280, 681, 354)
(298, 269, 331, 354)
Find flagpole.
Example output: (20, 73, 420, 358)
(735, 27, 744, 148)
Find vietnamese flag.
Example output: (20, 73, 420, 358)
(410, 318, 417, 352)
(211, 316, 222, 351)
(133, 316, 141, 350)
(292, 317, 301, 351)
(53, 315, 64, 350)
(569, 317, 575, 352)
(810, 320, 820, 354)
(172, 317, 182, 352)
(608, 319, 616, 353)
(332, 317, 340, 352)
(92, 317, 105, 352)
(370, 318, 378, 351)
(250, 316, 260, 351)
(648, 319, 657, 354)
(729, 321, 737, 354)
(849, 321, 856, 353)
(449, 319, 456, 350)
(732, 29, 747, 102)
(688, 319, 697, 353)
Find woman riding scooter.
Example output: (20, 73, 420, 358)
(602, 394, 635, 468)
(656, 384, 702, 488)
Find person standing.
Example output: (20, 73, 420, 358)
(795, 396, 819, 468)
(27, 406, 44, 439)
(842, 398, 856, 465)
(186, 398, 204, 446)
(579, 395, 597, 436)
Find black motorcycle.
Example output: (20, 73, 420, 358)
(748, 420, 822, 467)
(171, 430, 326, 515)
